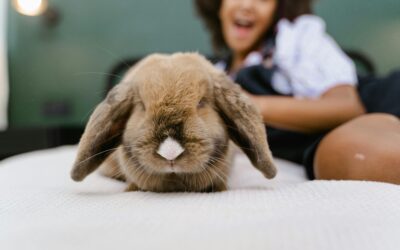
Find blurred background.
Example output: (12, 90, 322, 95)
(0, 0, 399, 158)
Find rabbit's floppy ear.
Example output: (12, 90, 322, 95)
(71, 83, 134, 181)
(213, 73, 277, 179)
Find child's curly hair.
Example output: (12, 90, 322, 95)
(194, 0, 314, 53)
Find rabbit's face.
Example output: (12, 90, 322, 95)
(122, 58, 228, 174)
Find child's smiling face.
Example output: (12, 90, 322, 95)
(219, 0, 277, 55)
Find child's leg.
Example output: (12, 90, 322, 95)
(313, 113, 400, 184)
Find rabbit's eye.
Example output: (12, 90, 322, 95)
(197, 98, 207, 109)
(137, 101, 146, 111)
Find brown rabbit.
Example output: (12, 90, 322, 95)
(70, 52, 276, 192)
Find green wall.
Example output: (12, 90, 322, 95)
(7, 0, 211, 128)
(315, 0, 400, 74)
(7, 0, 400, 128)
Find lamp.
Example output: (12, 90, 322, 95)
(12, 0, 48, 16)
(12, 0, 60, 27)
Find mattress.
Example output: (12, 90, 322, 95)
(1, 146, 400, 250)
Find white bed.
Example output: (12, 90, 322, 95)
(1, 146, 400, 250)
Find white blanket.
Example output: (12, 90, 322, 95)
(1, 146, 400, 250)
(0, 0, 8, 130)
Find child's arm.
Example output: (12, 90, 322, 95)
(247, 85, 365, 133)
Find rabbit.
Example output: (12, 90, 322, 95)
(70, 52, 276, 192)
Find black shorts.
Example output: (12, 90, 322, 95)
(236, 66, 400, 180)
(265, 127, 325, 179)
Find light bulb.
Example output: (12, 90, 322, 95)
(12, 0, 48, 16)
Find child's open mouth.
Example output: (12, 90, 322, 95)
(233, 18, 255, 38)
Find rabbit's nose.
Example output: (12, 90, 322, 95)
(157, 137, 185, 161)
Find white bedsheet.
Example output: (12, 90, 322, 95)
(1, 146, 400, 250)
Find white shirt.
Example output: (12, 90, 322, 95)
(273, 15, 357, 99)
(216, 15, 358, 99)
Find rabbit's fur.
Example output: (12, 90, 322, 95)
(71, 53, 276, 192)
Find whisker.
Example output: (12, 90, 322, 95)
(80, 106, 98, 123)
(208, 164, 227, 184)
(75, 147, 120, 166)
(125, 155, 148, 187)
(200, 163, 214, 191)
(74, 72, 124, 80)
(213, 166, 229, 180)
(92, 44, 133, 69)
(208, 155, 228, 166)
(209, 161, 227, 178)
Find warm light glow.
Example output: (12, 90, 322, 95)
(12, 0, 48, 16)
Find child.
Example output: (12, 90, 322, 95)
(195, 0, 400, 183)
